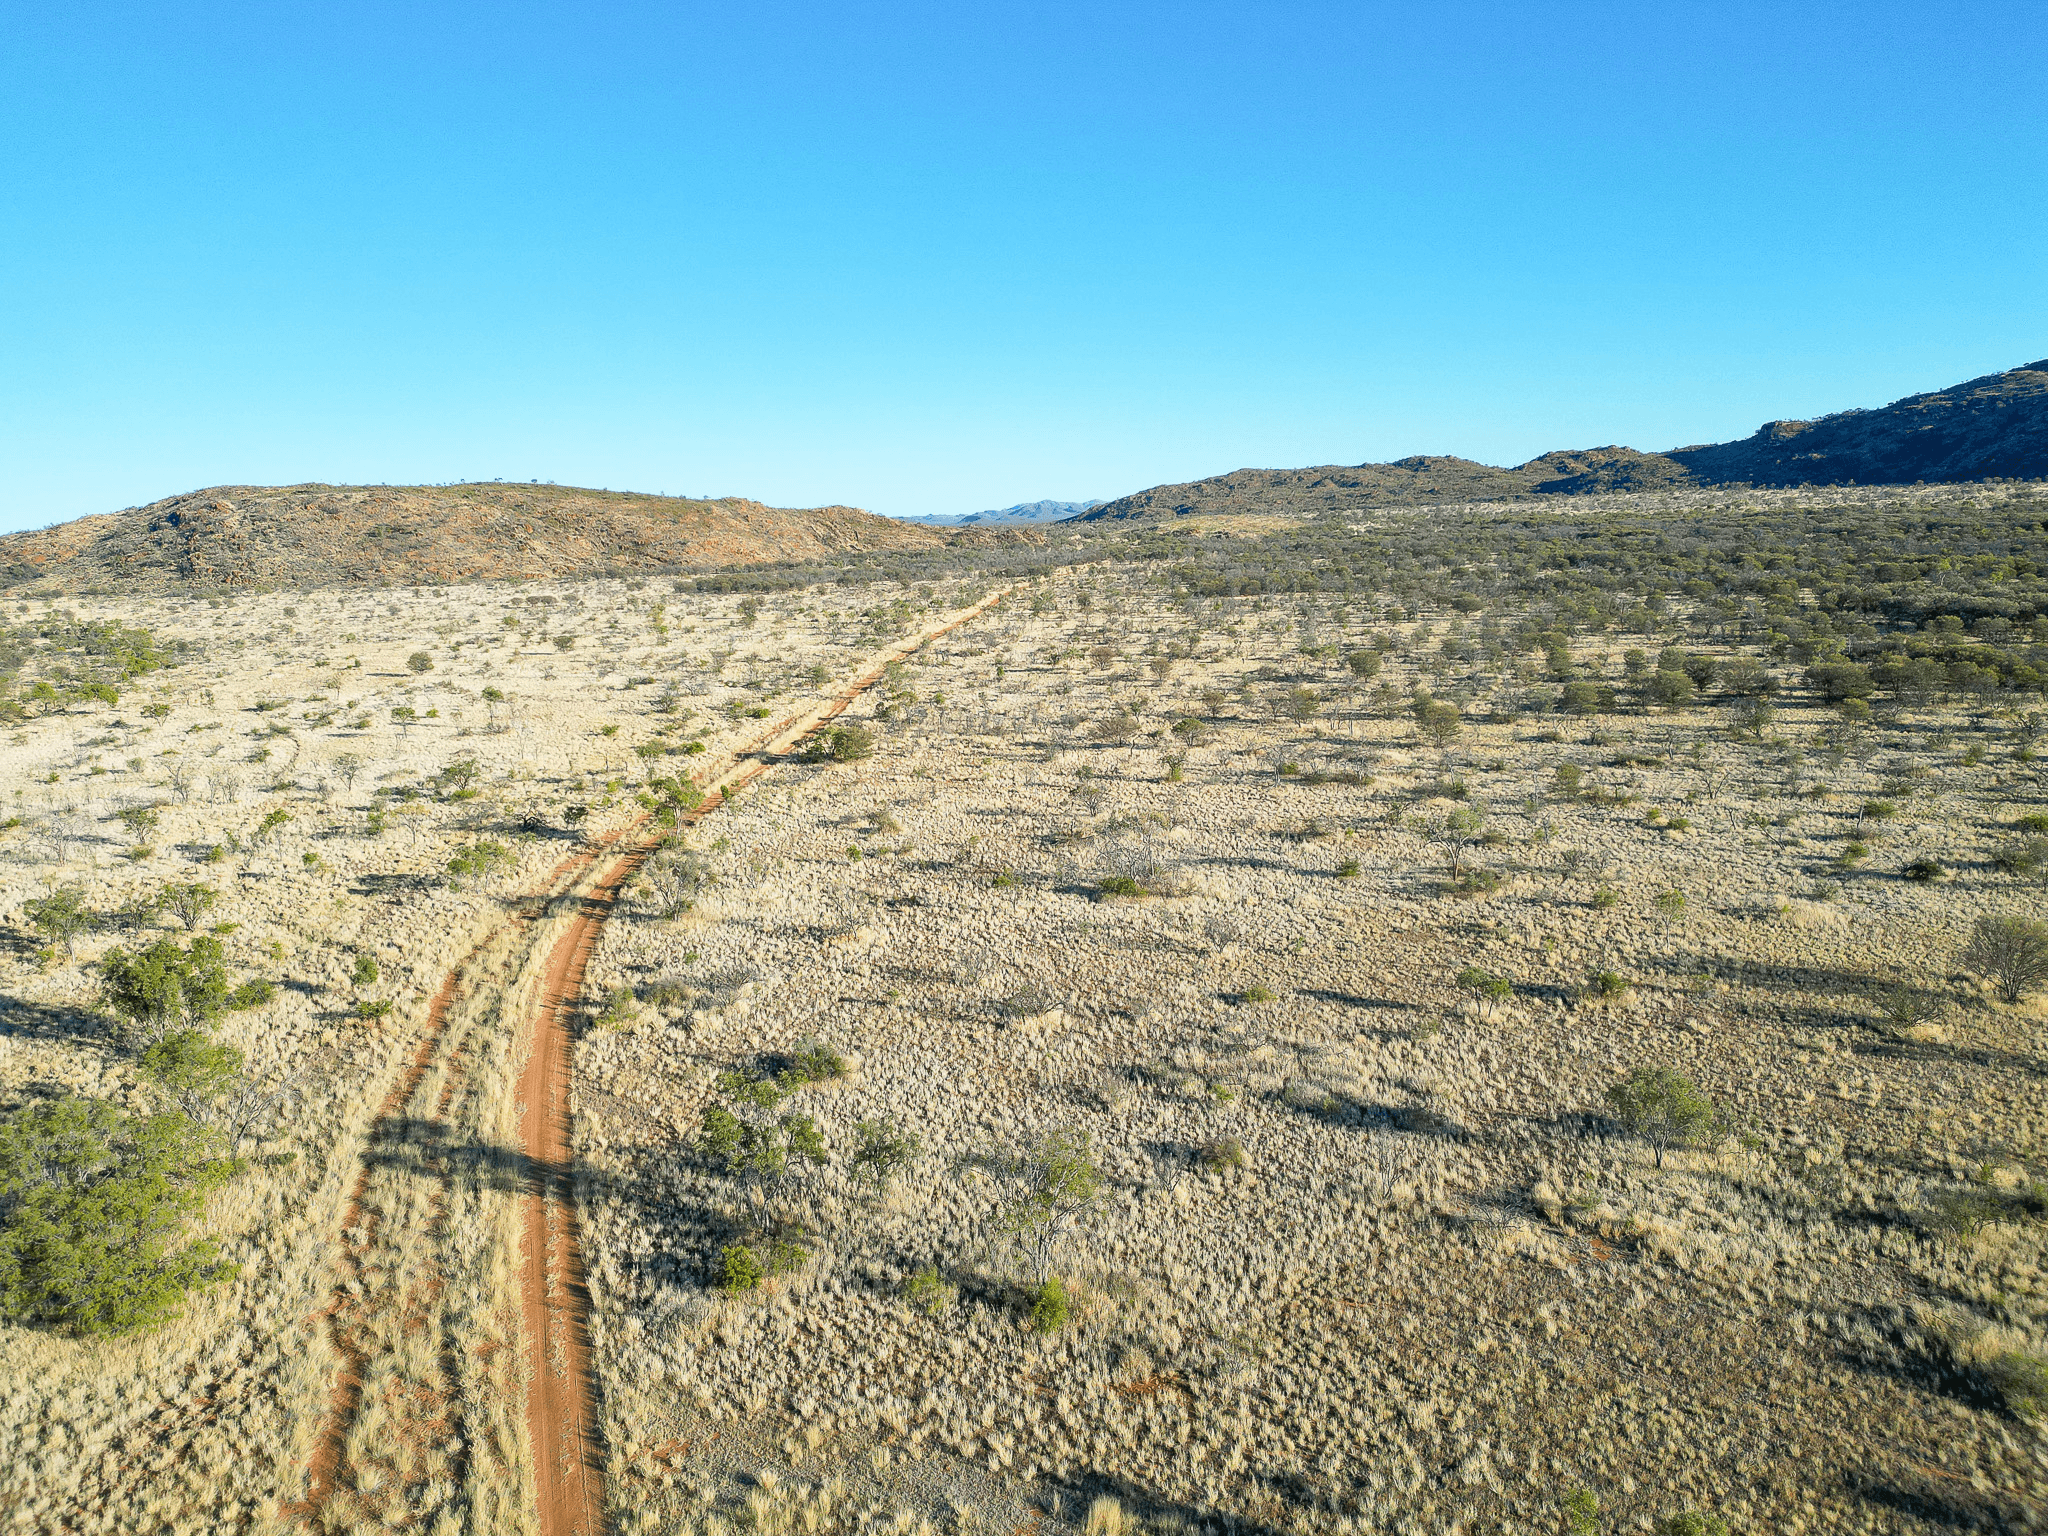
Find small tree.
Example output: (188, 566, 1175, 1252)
(850, 1118, 922, 1196)
(116, 803, 161, 839)
(25, 886, 94, 959)
(1961, 914, 2048, 1004)
(1413, 696, 1462, 748)
(157, 883, 217, 932)
(697, 1072, 828, 1196)
(1426, 806, 1486, 881)
(984, 1127, 1103, 1283)
(0, 1096, 236, 1334)
(406, 651, 434, 675)
(1606, 1067, 1719, 1168)
(99, 936, 230, 1049)
(139, 1032, 292, 1161)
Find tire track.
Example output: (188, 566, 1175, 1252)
(292, 586, 1014, 1536)
(516, 584, 1013, 1536)
(293, 834, 625, 1529)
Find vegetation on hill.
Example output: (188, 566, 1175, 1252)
(0, 480, 1035, 596)
(1076, 357, 2048, 523)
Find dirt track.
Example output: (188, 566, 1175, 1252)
(291, 588, 1011, 1535)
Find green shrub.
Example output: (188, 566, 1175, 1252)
(0, 1097, 236, 1334)
(355, 998, 393, 1021)
(719, 1243, 765, 1293)
(225, 978, 274, 1011)
(1242, 984, 1276, 1004)
(1657, 1514, 1730, 1536)
(1336, 857, 1360, 878)
(1646, 669, 1694, 708)
(1199, 1136, 1247, 1171)
(1606, 1066, 1718, 1167)
(595, 986, 638, 1029)
(786, 1040, 849, 1083)
(99, 936, 229, 1048)
(350, 953, 380, 990)
(1902, 858, 1947, 883)
(1096, 874, 1145, 899)
(1456, 966, 1512, 998)
(851, 1118, 921, 1194)
(904, 1264, 956, 1317)
(446, 840, 513, 888)
(1562, 1489, 1599, 1535)
(1592, 886, 1619, 910)
(1029, 1276, 1071, 1333)
(406, 651, 434, 674)
(819, 724, 873, 763)
(25, 887, 93, 958)
(1586, 969, 1629, 1000)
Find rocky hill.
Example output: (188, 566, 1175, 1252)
(0, 481, 1006, 593)
(1074, 357, 2048, 522)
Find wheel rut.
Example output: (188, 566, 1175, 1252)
(295, 588, 1012, 1536)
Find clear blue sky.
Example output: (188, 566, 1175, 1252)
(3, 1, 2043, 532)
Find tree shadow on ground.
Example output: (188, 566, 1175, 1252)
(1038, 1469, 1287, 1536)
(0, 991, 110, 1048)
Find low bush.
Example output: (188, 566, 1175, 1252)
(1029, 1276, 1071, 1333)
(719, 1243, 765, 1293)
(903, 1264, 956, 1318)
(1586, 969, 1629, 999)
(1456, 966, 1512, 998)
(807, 724, 873, 763)
(1199, 1136, 1247, 1171)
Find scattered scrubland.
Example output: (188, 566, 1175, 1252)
(4, 482, 2048, 1534)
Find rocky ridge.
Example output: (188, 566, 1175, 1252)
(0, 481, 1020, 594)
(1074, 357, 2048, 522)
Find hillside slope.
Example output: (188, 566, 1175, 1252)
(1074, 357, 2048, 522)
(0, 482, 997, 592)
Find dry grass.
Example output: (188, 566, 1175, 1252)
(3, 519, 2047, 1534)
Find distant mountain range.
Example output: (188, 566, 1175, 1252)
(1073, 357, 2048, 522)
(899, 499, 1105, 528)
(6, 359, 2041, 593)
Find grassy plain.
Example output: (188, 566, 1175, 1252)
(2, 482, 2046, 1534)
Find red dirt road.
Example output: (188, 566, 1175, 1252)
(518, 843, 646, 1536)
